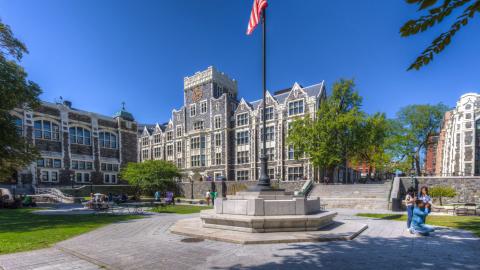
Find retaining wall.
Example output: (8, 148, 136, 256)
(398, 177, 480, 204)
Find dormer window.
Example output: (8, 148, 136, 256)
(288, 100, 304, 116)
(236, 113, 249, 126)
(261, 107, 274, 121)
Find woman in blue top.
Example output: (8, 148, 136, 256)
(410, 199, 435, 236)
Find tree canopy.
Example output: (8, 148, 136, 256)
(120, 160, 181, 196)
(287, 79, 390, 180)
(401, 0, 480, 70)
(0, 19, 41, 181)
(388, 103, 449, 174)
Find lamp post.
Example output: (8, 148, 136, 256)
(410, 168, 417, 194)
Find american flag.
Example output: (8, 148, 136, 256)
(246, 0, 268, 35)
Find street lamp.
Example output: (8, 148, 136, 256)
(410, 168, 417, 193)
(70, 172, 74, 189)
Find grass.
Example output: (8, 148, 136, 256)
(0, 208, 140, 255)
(149, 204, 212, 214)
(356, 213, 480, 237)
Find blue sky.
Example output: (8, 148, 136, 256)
(1, 0, 479, 124)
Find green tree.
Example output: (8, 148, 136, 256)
(429, 186, 457, 205)
(401, 0, 480, 70)
(0, 19, 41, 181)
(389, 104, 449, 175)
(287, 79, 364, 182)
(350, 113, 391, 180)
(120, 160, 181, 197)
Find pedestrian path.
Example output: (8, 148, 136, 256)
(0, 210, 478, 270)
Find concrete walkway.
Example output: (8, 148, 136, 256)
(0, 210, 479, 270)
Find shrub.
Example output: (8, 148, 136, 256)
(429, 186, 457, 206)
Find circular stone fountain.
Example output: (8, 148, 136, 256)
(170, 188, 368, 244)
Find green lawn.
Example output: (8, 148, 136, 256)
(149, 204, 212, 214)
(356, 213, 480, 237)
(0, 208, 140, 255)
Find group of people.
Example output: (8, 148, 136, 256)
(405, 186, 435, 236)
(205, 189, 218, 206)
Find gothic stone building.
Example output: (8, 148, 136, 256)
(11, 100, 138, 186)
(138, 66, 326, 182)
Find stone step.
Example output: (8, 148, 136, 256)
(318, 198, 389, 210)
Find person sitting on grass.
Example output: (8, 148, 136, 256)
(410, 199, 435, 236)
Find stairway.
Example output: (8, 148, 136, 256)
(309, 181, 392, 210)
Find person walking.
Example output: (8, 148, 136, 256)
(210, 190, 218, 206)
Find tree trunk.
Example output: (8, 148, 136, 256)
(415, 153, 421, 176)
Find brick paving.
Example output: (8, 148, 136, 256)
(0, 210, 479, 270)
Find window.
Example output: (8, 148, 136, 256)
(166, 131, 173, 141)
(237, 151, 249, 164)
(268, 168, 275, 180)
(288, 145, 295, 160)
(69, 127, 91, 145)
(75, 172, 91, 183)
(14, 117, 23, 135)
(142, 149, 149, 160)
(265, 147, 275, 161)
(193, 121, 204, 130)
(191, 155, 206, 167)
(176, 141, 182, 152)
(236, 113, 249, 126)
(34, 120, 60, 141)
(288, 167, 304, 181)
(176, 126, 183, 137)
(200, 101, 207, 114)
(99, 132, 117, 149)
(190, 104, 196, 116)
(166, 145, 173, 156)
(236, 170, 249, 181)
(191, 136, 206, 149)
(177, 158, 183, 168)
(100, 163, 118, 172)
(288, 100, 304, 116)
(236, 131, 249, 145)
(72, 160, 93, 170)
(154, 134, 161, 144)
(154, 147, 162, 158)
(215, 133, 222, 147)
(40, 170, 59, 183)
(104, 173, 117, 184)
(214, 116, 221, 129)
(215, 152, 222, 165)
(261, 126, 275, 142)
(261, 107, 274, 121)
(37, 158, 62, 168)
(142, 137, 149, 146)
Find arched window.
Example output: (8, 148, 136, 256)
(99, 131, 117, 149)
(34, 120, 60, 141)
(69, 127, 91, 145)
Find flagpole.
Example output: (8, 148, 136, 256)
(256, 9, 272, 190)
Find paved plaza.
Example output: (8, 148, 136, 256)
(0, 210, 479, 270)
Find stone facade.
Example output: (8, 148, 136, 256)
(437, 93, 480, 176)
(138, 66, 327, 182)
(399, 176, 480, 204)
(11, 101, 137, 186)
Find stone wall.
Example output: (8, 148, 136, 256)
(177, 180, 306, 199)
(399, 176, 480, 204)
